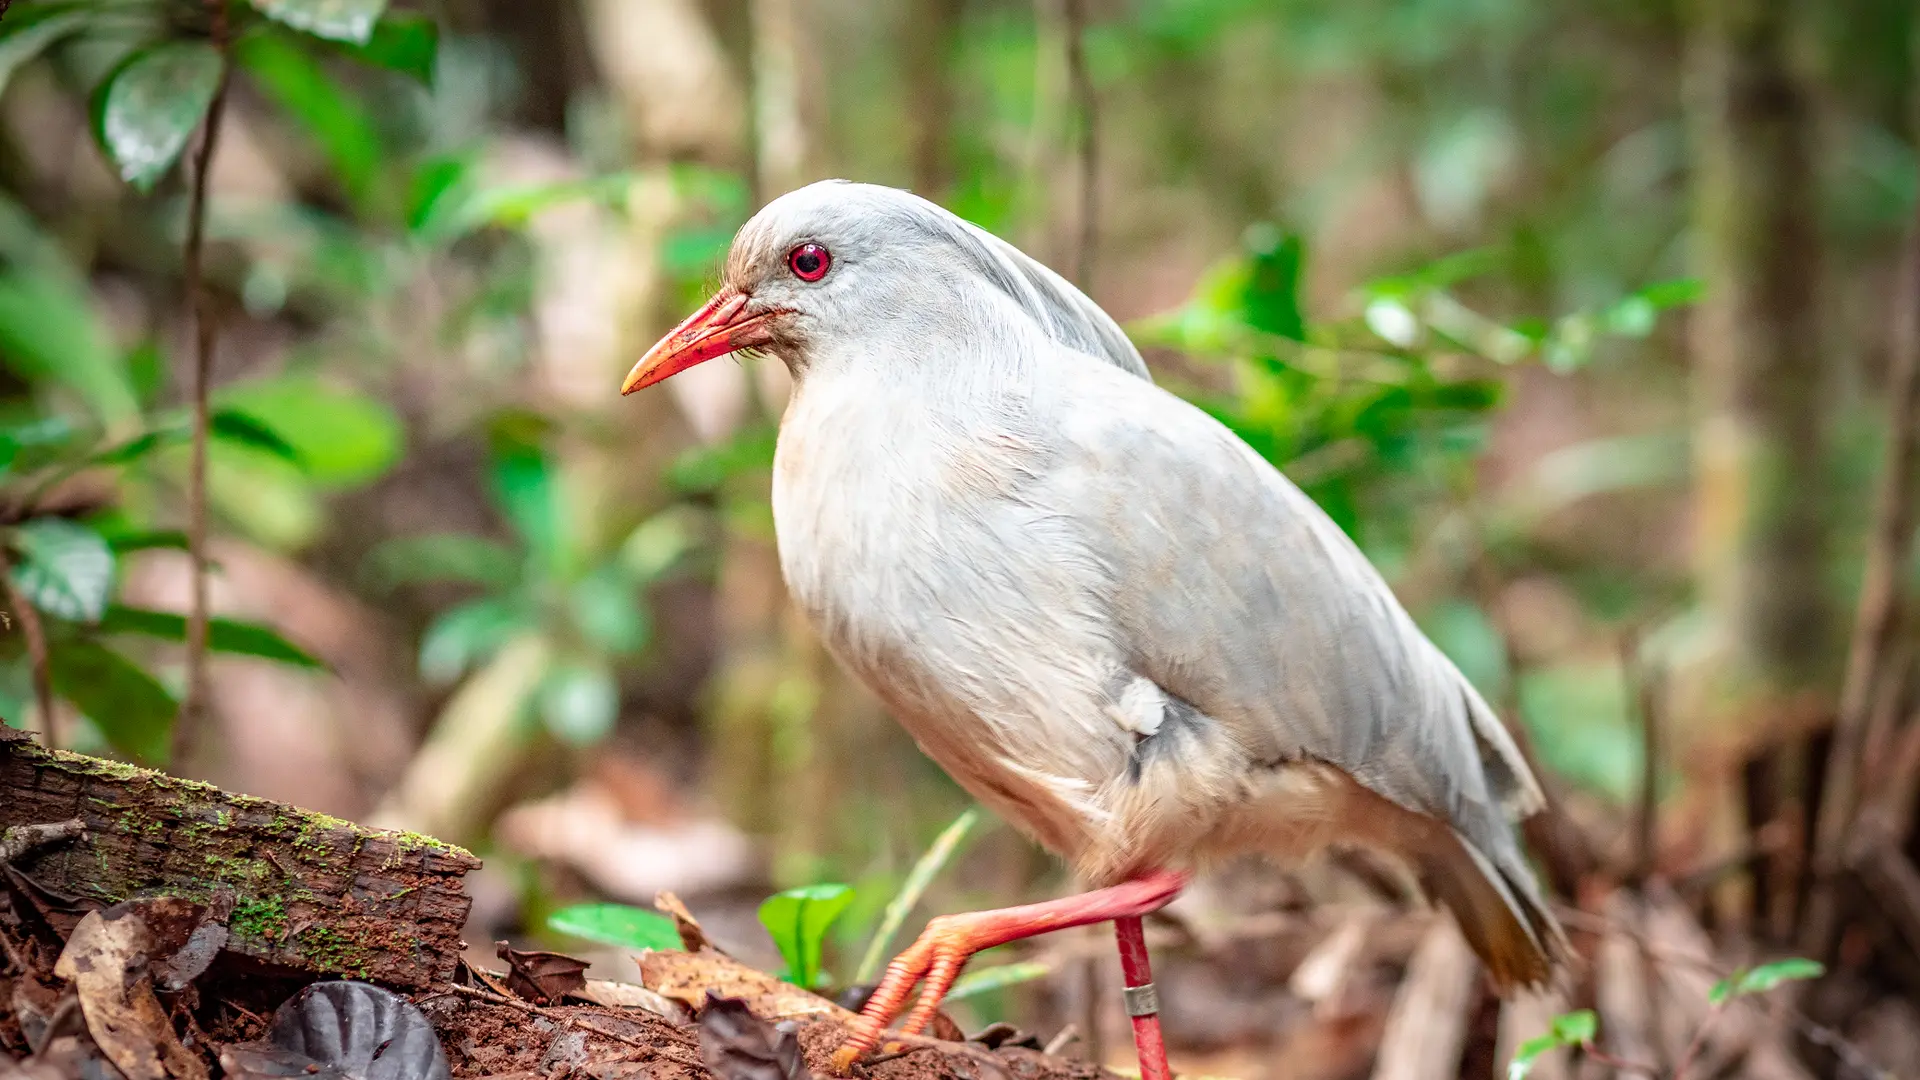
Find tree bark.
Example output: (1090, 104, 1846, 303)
(1, 726, 478, 988)
(1686, 0, 1831, 703)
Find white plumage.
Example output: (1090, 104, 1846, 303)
(635, 179, 1567, 991)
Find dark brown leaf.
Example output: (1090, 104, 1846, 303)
(2, 864, 98, 943)
(52, 908, 206, 1080)
(695, 995, 810, 1080)
(263, 981, 449, 1080)
(495, 942, 589, 1005)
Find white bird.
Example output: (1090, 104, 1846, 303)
(622, 180, 1567, 1077)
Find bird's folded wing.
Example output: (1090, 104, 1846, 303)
(1047, 355, 1543, 832)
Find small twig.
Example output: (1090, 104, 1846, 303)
(1062, 0, 1096, 288)
(0, 924, 28, 975)
(0, 819, 84, 864)
(861, 1044, 932, 1067)
(1553, 902, 1895, 1080)
(1580, 1045, 1662, 1077)
(1670, 1000, 1724, 1080)
(1620, 629, 1664, 883)
(173, 0, 235, 766)
(1041, 1023, 1079, 1057)
(0, 551, 58, 750)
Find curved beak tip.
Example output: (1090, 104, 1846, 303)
(619, 289, 777, 398)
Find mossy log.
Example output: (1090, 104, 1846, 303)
(0, 726, 479, 988)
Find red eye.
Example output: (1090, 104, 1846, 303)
(788, 243, 831, 282)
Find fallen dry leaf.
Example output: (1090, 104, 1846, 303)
(654, 891, 714, 953)
(638, 949, 855, 1023)
(497, 941, 590, 1005)
(53, 907, 207, 1080)
(577, 977, 691, 1021)
(697, 995, 811, 1080)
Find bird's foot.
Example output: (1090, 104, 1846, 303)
(828, 869, 1188, 1075)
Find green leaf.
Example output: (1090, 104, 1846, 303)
(1708, 958, 1824, 1005)
(87, 429, 172, 467)
(945, 961, 1052, 1003)
(9, 518, 114, 623)
(47, 640, 175, 763)
(0, 5, 93, 102)
(419, 596, 528, 684)
(537, 660, 618, 745)
(103, 529, 189, 554)
(547, 903, 682, 953)
(92, 41, 225, 191)
(568, 567, 648, 656)
(216, 376, 403, 489)
(337, 12, 436, 86)
(364, 533, 520, 592)
(487, 416, 565, 577)
(619, 510, 697, 582)
(758, 883, 854, 991)
(248, 0, 389, 45)
(1507, 1009, 1596, 1080)
(235, 29, 383, 210)
(0, 269, 138, 426)
(406, 152, 472, 236)
(96, 606, 325, 669)
(854, 807, 983, 984)
(210, 409, 303, 465)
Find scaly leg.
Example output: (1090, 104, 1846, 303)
(830, 868, 1188, 1074)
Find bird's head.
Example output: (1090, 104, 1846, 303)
(620, 179, 1146, 395)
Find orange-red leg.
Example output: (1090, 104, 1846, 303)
(829, 868, 1188, 1075)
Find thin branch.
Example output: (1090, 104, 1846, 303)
(0, 550, 58, 749)
(1621, 629, 1663, 884)
(173, 3, 234, 766)
(1062, 0, 1096, 288)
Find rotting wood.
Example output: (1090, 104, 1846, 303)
(0, 726, 478, 987)
(1369, 918, 1479, 1080)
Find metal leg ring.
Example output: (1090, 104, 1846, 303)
(1122, 982, 1160, 1018)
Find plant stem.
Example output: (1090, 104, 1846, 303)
(1670, 1002, 1723, 1080)
(854, 806, 983, 984)
(0, 551, 57, 749)
(174, 2, 233, 767)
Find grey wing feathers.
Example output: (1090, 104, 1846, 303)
(1057, 357, 1537, 849)
(943, 216, 1150, 379)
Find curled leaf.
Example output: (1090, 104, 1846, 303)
(496, 941, 589, 1005)
(696, 995, 812, 1080)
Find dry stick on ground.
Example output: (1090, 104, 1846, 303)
(174, 0, 235, 765)
(1554, 904, 1896, 1080)
(1369, 919, 1480, 1080)
(0, 551, 57, 749)
(1063, 0, 1096, 288)
(1805, 183, 1920, 957)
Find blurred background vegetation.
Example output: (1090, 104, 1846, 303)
(1, 0, 1918, 1074)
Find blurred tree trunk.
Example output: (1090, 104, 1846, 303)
(905, 0, 963, 198)
(1684, 0, 1831, 933)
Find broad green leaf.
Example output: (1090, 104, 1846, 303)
(0, 271, 138, 426)
(537, 660, 618, 745)
(93, 41, 225, 191)
(854, 807, 983, 984)
(47, 640, 174, 763)
(487, 417, 565, 576)
(568, 567, 648, 655)
(87, 429, 172, 467)
(210, 408, 303, 465)
(547, 903, 682, 953)
(364, 533, 519, 592)
(338, 12, 436, 86)
(1507, 1010, 1596, 1080)
(419, 596, 528, 684)
(9, 518, 114, 622)
(216, 376, 403, 489)
(0, 5, 93, 102)
(758, 883, 854, 991)
(235, 29, 383, 209)
(248, 0, 389, 45)
(0, 416, 78, 475)
(97, 606, 324, 669)
(1709, 958, 1824, 1005)
(946, 961, 1052, 1002)
(406, 152, 472, 236)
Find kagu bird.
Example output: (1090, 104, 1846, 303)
(623, 180, 1567, 1077)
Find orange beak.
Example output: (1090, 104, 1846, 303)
(621, 289, 788, 394)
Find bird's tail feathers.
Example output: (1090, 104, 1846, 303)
(1415, 827, 1570, 992)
